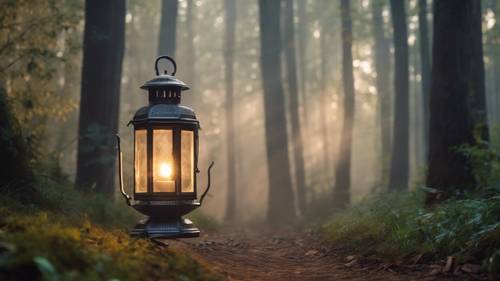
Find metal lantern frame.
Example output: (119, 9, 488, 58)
(116, 56, 213, 239)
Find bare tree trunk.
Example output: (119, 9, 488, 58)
(0, 81, 35, 198)
(388, 0, 409, 191)
(258, 0, 296, 223)
(158, 0, 178, 57)
(418, 0, 431, 160)
(319, 10, 330, 179)
(333, 0, 354, 209)
(224, 0, 237, 222)
(490, 1, 500, 125)
(76, 0, 126, 195)
(284, 0, 307, 216)
(297, 0, 308, 125)
(185, 0, 196, 87)
(427, 0, 487, 195)
(371, 0, 392, 182)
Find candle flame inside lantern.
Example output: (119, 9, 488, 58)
(159, 162, 173, 179)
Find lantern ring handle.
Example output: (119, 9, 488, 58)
(155, 55, 177, 76)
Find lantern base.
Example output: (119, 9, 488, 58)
(130, 217, 200, 239)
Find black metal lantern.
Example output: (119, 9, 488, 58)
(116, 56, 214, 238)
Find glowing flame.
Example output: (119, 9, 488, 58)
(159, 163, 173, 179)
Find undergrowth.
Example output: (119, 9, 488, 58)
(322, 191, 500, 272)
(0, 179, 222, 281)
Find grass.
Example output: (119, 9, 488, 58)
(0, 179, 222, 281)
(321, 191, 500, 271)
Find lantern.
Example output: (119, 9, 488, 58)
(116, 56, 214, 238)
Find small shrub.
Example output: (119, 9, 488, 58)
(322, 191, 500, 269)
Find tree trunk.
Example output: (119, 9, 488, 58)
(297, 0, 308, 125)
(490, 1, 500, 125)
(418, 0, 431, 160)
(158, 0, 178, 57)
(0, 81, 35, 198)
(333, 0, 354, 209)
(283, 0, 307, 216)
(182, 0, 197, 107)
(371, 0, 392, 182)
(258, 0, 296, 223)
(185, 0, 196, 87)
(319, 9, 330, 179)
(224, 0, 237, 222)
(388, 0, 409, 191)
(76, 0, 126, 195)
(427, 0, 488, 193)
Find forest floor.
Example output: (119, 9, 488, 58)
(166, 228, 469, 281)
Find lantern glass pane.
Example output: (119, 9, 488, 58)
(153, 129, 175, 192)
(134, 129, 147, 193)
(181, 130, 194, 193)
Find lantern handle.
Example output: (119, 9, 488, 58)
(116, 134, 132, 206)
(199, 161, 215, 205)
(155, 55, 177, 76)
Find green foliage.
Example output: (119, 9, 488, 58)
(0, 173, 222, 281)
(457, 125, 500, 191)
(322, 192, 500, 271)
(0, 0, 82, 169)
(0, 208, 221, 281)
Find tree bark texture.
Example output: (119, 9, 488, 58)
(76, 0, 126, 195)
(427, 0, 488, 192)
(418, 0, 431, 160)
(388, 0, 409, 190)
(319, 7, 331, 178)
(224, 0, 237, 222)
(258, 0, 296, 223)
(284, 0, 307, 216)
(158, 0, 178, 57)
(333, 0, 354, 209)
(297, 0, 308, 125)
(371, 0, 392, 182)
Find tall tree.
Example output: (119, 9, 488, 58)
(158, 0, 178, 56)
(0, 82, 34, 199)
(388, 0, 409, 190)
(224, 0, 237, 222)
(333, 0, 354, 209)
(418, 0, 431, 159)
(371, 0, 392, 181)
(489, 1, 500, 125)
(318, 1, 331, 178)
(258, 0, 296, 222)
(427, 0, 488, 193)
(283, 0, 307, 215)
(297, 0, 308, 125)
(76, 0, 126, 195)
(185, 0, 196, 87)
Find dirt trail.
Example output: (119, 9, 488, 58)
(168, 229, 439, 281)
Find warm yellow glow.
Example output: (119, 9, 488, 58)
(159, 162, 173, 179)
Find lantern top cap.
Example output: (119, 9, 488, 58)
(140, 56, 190, 91)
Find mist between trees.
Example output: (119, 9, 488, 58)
(1, 0, 497, 224)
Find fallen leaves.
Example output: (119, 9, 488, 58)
(460, 263, 481, 274)
(305, 249, 319, 256)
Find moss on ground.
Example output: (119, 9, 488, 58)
(0, 182, 222, 281)
(0, 206, 221, 281)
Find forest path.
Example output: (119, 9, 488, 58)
(167, 229, 433, 281)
